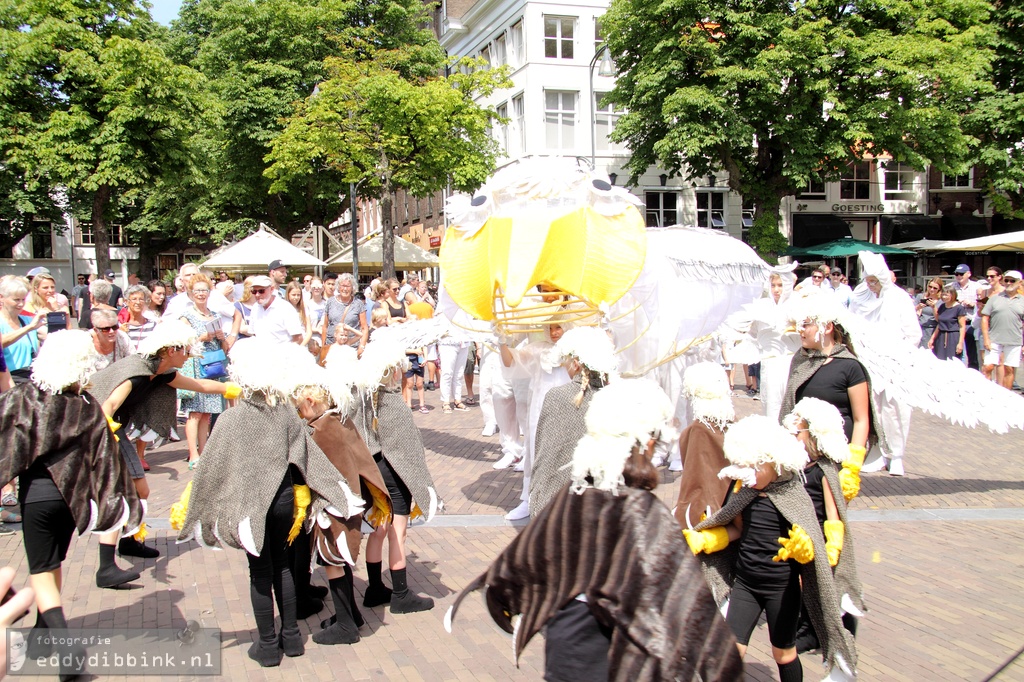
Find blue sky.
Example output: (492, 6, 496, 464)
(148, 0, 183, 25)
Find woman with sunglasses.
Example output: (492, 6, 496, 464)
(928, 284, 967, 361)
(179, 274, 228, 469)
(915, 277, 943, 348)
(382, 277, 407, 325)
(0, 276, 45, 384)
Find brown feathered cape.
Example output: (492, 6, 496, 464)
(0, 383, 143, 534)
(447, 486, 744, 682)
(673, 420, 731, 529)
(306, 411, 393, 565)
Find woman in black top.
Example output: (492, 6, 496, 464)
(381, 277, 407, 325)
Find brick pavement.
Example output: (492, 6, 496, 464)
(3, 387, 1024, 681)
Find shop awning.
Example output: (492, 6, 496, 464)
(791, 214, 852, 247)
(880, 215, 941, 244)
(940, 214, 988, 241)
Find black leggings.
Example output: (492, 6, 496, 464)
(727, 573, 802, 648)
(246, 478, 297, 642)
(22, 499, 75, 574)
(544, 599, 611, 682)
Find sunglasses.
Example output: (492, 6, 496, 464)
(812, 275, 824, 280)
(169, 345, 187, 353)
(390, 287, 400, 291)
(95, 325, 118, 332)
(987, 274, 1000, 279)
(1004, 278, 1019, 283)
(251, 287, 267, 294)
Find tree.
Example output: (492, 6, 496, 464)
(970, 0, 1024, 217)
(4, 0, 204, 274)
(602, 0, 993, 258)
(265, 49, 510, 277)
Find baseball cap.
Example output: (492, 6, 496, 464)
(268, 259, 286, 271)
(954, 264, 970, 275)
(830, 267, 842, 275)
(26, 266, 50, 278)
(1004, 270, 1022, 280)
(104, 269, 115, 278)
(251, 275, 273, 287)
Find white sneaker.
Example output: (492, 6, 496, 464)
(888, 459, 905, 476)
(505, 501, 530, 521)
(668, 460, 683, 472)
(860, 455, 889, 473)
(492, 451, 518, 470)
(513, 459, 525, 472)
(481, 423, 498, 437)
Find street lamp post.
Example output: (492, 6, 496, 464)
(349, 178, 368, 281)
(589, 43, 615, 168)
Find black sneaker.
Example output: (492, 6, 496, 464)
(96, 564, 141, 589)
(118, 537, 160, 559)
(390, 589, 434, 614)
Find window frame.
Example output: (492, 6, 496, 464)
(645, 191, 678, 228)
(883, 162, 916, 201)
(839, 162, 871, 200)
(543, 15, 576, 60)
(544, 90, 577, 150)
(696, 191, 726, 229)
(594, 92, 624, 152)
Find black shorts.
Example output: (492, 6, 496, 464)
(374, 454, 413, 516)
(544, 599, 611, 681)
(727, 573, 802, 648)
(405, 355, 424, 378)
(22, 499, 76, 574)
(119, 434, 146, 480)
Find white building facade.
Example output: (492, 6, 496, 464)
(438, 0, 749, 239)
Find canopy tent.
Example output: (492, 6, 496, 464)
(785, 238, 914, 258)
(327, 232, 439, 271)
(936, 230, 1024, 252)
(201, 226, 327, 270)
(889, 239, 950, 251)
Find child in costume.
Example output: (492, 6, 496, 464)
(674, 362, 736, 529)
(686, 414, 858, 682)
(290, 347, 394, 645)
(88, 319, 240, 588)
(174, 340, 364, 667)
(447, 379, 744, 682)
(351, 339, 441, 614)
(528, 326, 617, 514)
(0, 330, 144, 679)
(782, 397, 865, 653)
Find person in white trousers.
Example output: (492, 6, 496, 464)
(479, 342, 525, 468)
(438, 339, 470, 414)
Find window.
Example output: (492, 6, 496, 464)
(594, 15, 604, 51)
(78, 223, 125, 245)
(544, 16, 575, 59)
(512, 94, 526, 154)
(696, 191, 726, 228)
(742, 199, 755, 243)
(495, 103, 509, 154)
(31, 221, 52, 259)
(883, 162, 915, 201)
(78, 222, 94, 245)
(798, 177, 826, 200)
(110, 224, 125, 245)
(943, 172, 971, 188)
(645, 191, 677, 227)
(508, 20, 524, 67)
(412, 197, 420, 223)
(494, 34, 507, 66)
(594, 93, 624, 152)
(479, 44, 491, 68)
(840, 162, 870, 200)
(426, 194, 433, 218)
(544, 90, 576, 150)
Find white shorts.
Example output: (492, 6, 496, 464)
(983, 343, 1022, 368)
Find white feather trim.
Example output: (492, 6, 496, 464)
(784, 397, 848, 463)
(723, 415, 808, 474)
(426, 487, 439, 523)
(31, 330, 99, 394)
(443, 605, 455, 634)
(108, 497, 131, 535)
(84, 499, 99, 535)
(238, 517, 259, 556)
(340, 481, 366, 516)
(122, 498, 147, 537)
(719, 597, 729, 618)
(317, 510, 332, 528)
(555, 327, 619, 376)
(717, 465, 757, 488)
(840, 593, 864, 619)
(193, 522, 214, 550)
(137, 319, 200, 357)
(336, 535, 355, 566)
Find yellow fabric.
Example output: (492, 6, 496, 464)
(287, 484, 311, 544)
(772, 524, 815, 564)
(823, 520, 844, 567)
(223, 382, 242, 400)
(169, 481, 192, 531)
(682, 526, 730, 555)
(106, 415, 121, 442)
(133, 522, 148, 542)
(838, 466, 861, 503)
(845, 444, 867, 471)
(439, 206, 647, 320)
(365, 487, 393, 529)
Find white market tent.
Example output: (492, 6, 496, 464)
(201, 226, 327, 270)
(936, 229, 1024, 252)
(327, 232, 439, 272)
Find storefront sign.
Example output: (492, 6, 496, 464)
(429, 235, 441, 248)
(832, 204, 884, 213)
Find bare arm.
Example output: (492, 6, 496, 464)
(957, 314, 966, 353)
(101, 380, 134, 418)
(358, 310, 368, 348)
(169, 374, 232, 395)
(822, 477, 841, 522)
(981, 315, 991, 351)
(847, 381, 870, 450)
(225, 310, 242, 352)
(1, 313, 45, 347)
(0, 371, 11, 392)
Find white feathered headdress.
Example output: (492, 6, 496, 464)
(30, 330, 99, 394)
(570, 378, 677, 496)
(137, 319, 200, 357)
(555, 326, 618, 376)
(355, 339, 410, 395)
(682, 362, 734, 429)
(782, 397, 849, 463)
(324, 345, 360, 415)
(719, 414, 808, 486)
(227, 338, 294, 401)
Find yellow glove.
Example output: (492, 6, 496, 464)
(840, 444, 867, 502)
(773, 525, 815, 564)
(133, 522, 148, 542)
(106, 414, 121, 442)
(223, 381, 242, 400)
(287, 484, 311, 544)
(683, 526, 730, 555)
(823, 520, 844, 567)
(169, 481, 192, 531)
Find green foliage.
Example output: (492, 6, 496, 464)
(603, 0, 994, 217)
(749, 211, 788, 261)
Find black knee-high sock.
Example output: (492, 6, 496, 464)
(346, 565, 364, 626)
(328, 573, 358, 631)
(390, 567, 408, 595)
(247, 558, 277, 645)
(366, 561, 385, 589)
(98, 543, 117, 569)
(777, 658, 803, 682)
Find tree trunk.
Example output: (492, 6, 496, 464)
(748, 191, 789, 261)
(381, 192, 395, 280)
(92, 184, 112, 275)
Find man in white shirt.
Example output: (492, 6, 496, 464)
(952, 263, 982, 369)
(796, 264, 833, 291)
(398, 273, 419, 303)
(829, 267, 853, 307)
(164, 262, 200, 319)
(248, 275, 303, 344)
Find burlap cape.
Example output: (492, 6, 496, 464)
(448, 486, 744, 682)
(307, 411, 393, 566)
(815, 459, 866, 614)
(178, 398, 361, 556)
(88, 354, 178, 439)
(353, 389, 441, 521)
(0, 383, 143, 534)
(694, 478, 857, 676)
(528, 382, 594, 514)
(673, 420, 731, 529)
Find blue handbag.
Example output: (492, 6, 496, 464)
(198, 349, 227, 379)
